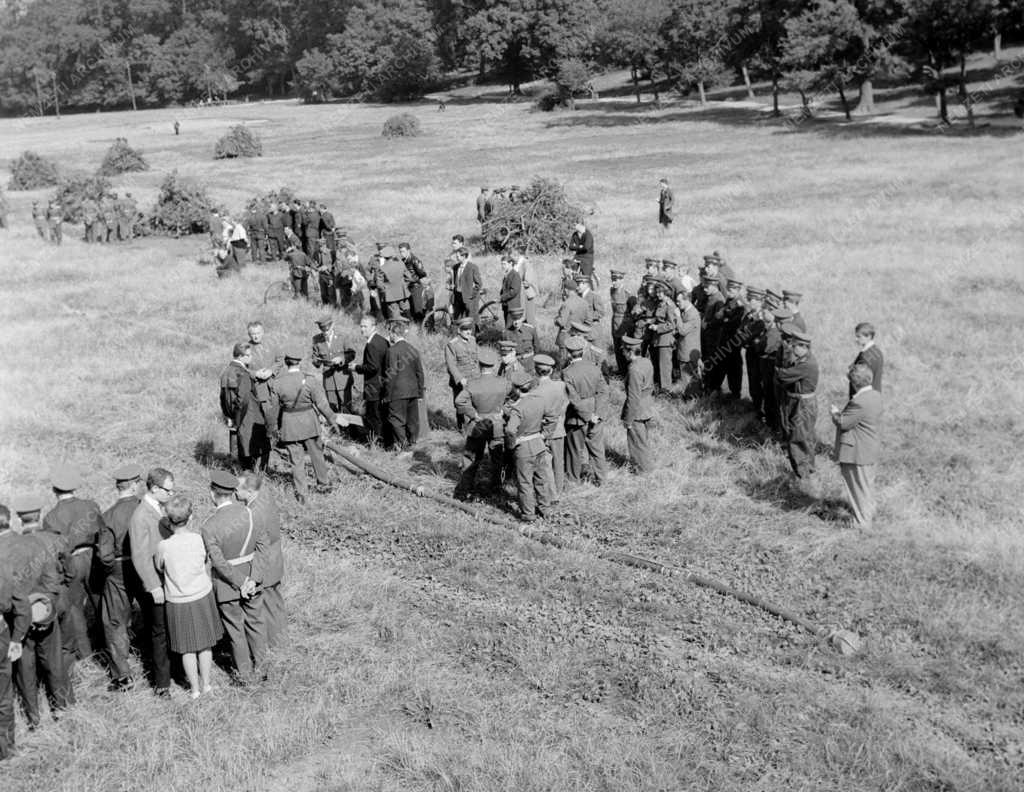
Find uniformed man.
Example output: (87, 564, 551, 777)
(768, 308, 795, 434)
(379, 245, 411, 319)
(453, 348, 511, 499)
(775, 328, 819, 479)
(444, 317, 480, 429)
(129, 468, 173, 696)
(285, 245, 312, 300)
(97, 464, 142, 690)
(398, 243, 428, 324)
(673, 289, 701, 395)
(235, 474, 286, 648)
(533, 354, 568, 498)
(555, 276, 590, 364)
(503, 308, 537, 372)
(31, 201, 47, 241)
(10, 495, 74, 724)
(632, 276, 660, 359)
(443, 234, 466, 309)
(658, 177, 674, 231)
(562, 336, 609, 485)
(699, 276, 726, 391)
(741, 287, 767, 414)
(759, 305, 787, 429)
(567, 321, 605, 370)
(355, 315, 390, 444)
(0, 512, 30, 760)
(649, 283, 678, 392)
(504, 370, 556, 523)
(220, 343, 251, 463)
(267, 348, 345, 503)
(267, 204, 287, 260)
(301, 200, 321, 257)
(46, 200, 62, 245)
(660, 259, 686, 298)
(246, 205, 268, 264)
(498, 339, 524, 383)
(621, 336, 655, 474)
(201, 472, 267, 683)
(116, 193, 134, 241)
(43, 465, 103, 670)
(609, 269, 636, 376)
(311, 317, 353, 414)
(716, 278, 747, 399)
(319, 203, 337, 264)
(782, 290, 807, 332)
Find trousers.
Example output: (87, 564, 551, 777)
(101, 568, 137, 681)
(218, 594, 267, 678)
(141, 592, 171, 691)
(626, 419, 653, 474)
(840, 463, 876, 526)
(785, 396, 817, 478)
(14, 620, 72, 727)
(284, 438, 330, 497)
(513, 442, 553, 520)
(388, 398, 420, 449)
(565, 422, 607, 484)
(262, 584, 286, 649)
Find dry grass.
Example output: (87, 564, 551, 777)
(0, 75, 1022, 790)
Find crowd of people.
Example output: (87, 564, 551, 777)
(0, 464, 284, 759)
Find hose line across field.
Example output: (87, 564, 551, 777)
(324, 439, 861, 654)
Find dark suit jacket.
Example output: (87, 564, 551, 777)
(500, 270, 523, 312)
(850, 345, 884, 396)
(382, 339, 425, 402)
(570, 230, 594, 271)
(357, 332, 389, 402)
(833, 387, 882, 465)
(455, 260, 482, 301)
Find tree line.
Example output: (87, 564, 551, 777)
(0, 0, 1021, 122)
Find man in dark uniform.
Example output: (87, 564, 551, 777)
(302, 201, 321, 257)
(444, 318, 480, 429)
(398, 243, 428, 324)
(267, 348, 345, 503)
(775, 327, 819, 479)
(718, 278, 748, 399)
(246, 206, 268, 264)
(503, 308, 537, 373)
(267, 204, 287, 260)
(568, 221, 595, 280)
(381, 319, 425, 451)
(768, 308, 795, 434)
(649, 283, 677, 393)
(453, 348, 510, 499)
(10, 495, 74, 724)
(220, 343, 251, 464)
(236, 474, 286, 648)
(759, 301, 785, 429)
(554, 275, 590, 365)
(533, 354, 568, 498)
(658, 177, 674, 231)
(201, 473, 268, 683)
(43, 466, 104, 670)
(98, 464, 142, 690)
(699, 276, 727, 392)
(621, 336, 655, 474)
(741, 287, 767, 414)
(378, 246, 410, 319)
(609, 269, 636, 376)
(311, 317, 353, 414)
(285, 245, 312, 300)
(782, 290, 807, 331)
(355, 316, 389, 444)
(504, 369, 556, 523)
(562, 336, 609, 486)
(0, 518, 30, 761)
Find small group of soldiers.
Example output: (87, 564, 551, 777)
(30, 200, 64, 245)
(0, 463, 287, 759)
(80, 193, 138, 244)
(476, 185, 526, 225)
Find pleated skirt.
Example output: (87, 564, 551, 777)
(166, 590, 224, 654)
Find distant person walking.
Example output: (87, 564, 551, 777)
(173, 119, 180, 135)
(658, 177, 674, 231)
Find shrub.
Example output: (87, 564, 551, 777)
(381, 113, 421, 138)
(534, 89, 560, 112)
(97, 138, 149, 177)
(8, 150, 60, 190)
(214, 125, 263, 159)
(482, 177, 585, 254)
(150, 170, 215, 236)
(52, 172, 112, 222)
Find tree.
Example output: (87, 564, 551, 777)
(594, 0, 672, 103)
(295, 47, 338, 101)
(660, 0, 735, 106)
(900, 0, 996, 124)
(554, 57, 591, 109)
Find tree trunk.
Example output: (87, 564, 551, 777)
(994, 32, 1002, 63)
(837, 82, 851, 120)
(52, 71, 60, 118)
(632, 66, 641, 104)
(854, 78, 875, 114)
(958, 52, 974, 127)
(126, 61, 137, 111)
(742, 64, 755, 100)
(936, 87, 948, 123)
(697, 79, 707, 106)
(771, 75, 780, 116)
(33, 71, 43, 116)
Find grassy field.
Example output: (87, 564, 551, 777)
(0, 85, 1023, 791)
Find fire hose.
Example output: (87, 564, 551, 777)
(322, 438, 860, 653)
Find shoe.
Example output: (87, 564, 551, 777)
(155, 687, 171, 699)
(112, 676, 135, 692)
(189, 690, 201, 701)
(295, 493, 307, 505)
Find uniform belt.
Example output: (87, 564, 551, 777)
(789, 392, 817, 399)
(72, 546, 93, 556)
(113, 555, 131, 562)
(281, 406, 314, 413)
(227, 553, 254, 566)
(515, 432, 544, 447)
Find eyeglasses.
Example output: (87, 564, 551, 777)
(156, 484, 175, 494)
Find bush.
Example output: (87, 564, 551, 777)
(534, 89, 560, 112)
(150, 170, 215, 236)
(53, 172, 112, 223)
(214, 125, 263, 159)
(381, 113, 421, 138)
(97, 138, 149, 177)
(482, 177, 585, 254)
(8, 150, 60, 190)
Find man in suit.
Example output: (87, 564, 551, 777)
(311, 317, 353, 413)
(200, 474, 267, 683)
(220, 343, 251, 464)
(831, 363, 883, 528)
(319, 203, 336, 264)
(674, 289, 701, 395)
(355, 316, 389, 444)
(268, 349, 345, 503)
(658, 177, 674, 231)
(0, 525, 30, 761)
(453, 248, 482, 328)
(382, 319, 425, 451)
(453, 349, 510, 499)
(499, 256, 523, 328)
(568, 221, 595, 280)
(285, 245, 312, 300)
(43, 465, 104, 671)
(850, 322, 884, 396)
(445, 318, 480, 429)
(775, 327, 819, 479)
(236, 474, 285, 648)
(562, 337, 609, 486)
(127, 469, 174, 696)
(621, 336, 655, 474)
(96, 465, 142, 690)
(476, 187, 490, 224)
